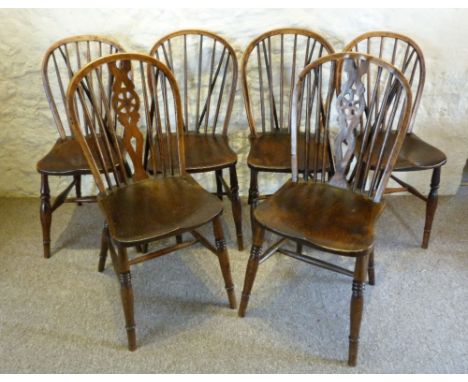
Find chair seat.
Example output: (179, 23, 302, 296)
(254, 181, 384, 255)
(36, 136, 124, 176)
(98, 175, 223, 245)
(356, 132, 447, 172)
(149, 133, 237, 173)
(247, 131, 331, 172)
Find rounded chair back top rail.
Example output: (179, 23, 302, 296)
(42, 35, 125, 139)
(67, 53, 186, 194)
(343, 31, 425, 134)
(241, 28, 335, 137)
(149, 29, 238, 136)
(290, 52, 413, 202)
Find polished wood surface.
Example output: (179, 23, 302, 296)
(241, 28, 335, 208)
(239, 52, 413, 366)
(344, 31, 447, 248)
(38, 35, 124, 258)
(67, 53, 236, 351)
(149, 30, 244, 250)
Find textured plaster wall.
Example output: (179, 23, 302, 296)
(0, 8, 467, 198)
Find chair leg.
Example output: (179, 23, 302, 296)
(40, 173, 52, 259)
(422, 167, 441, 249)
(348, 253, 369, 367)
(296, 242, 303, 255)
(176, 234, 183, 244)
(248, 169, 259, 236)
(238, 223, 265, 317)
(212, 215, 237, 309)
(215, 169, 223, 200)
(229, 165, 244, 251)
(367, 249, 375, 286)
(98, 224, 109, 272)
(74, 174, 82, 206)
(116, 246, 136, 351)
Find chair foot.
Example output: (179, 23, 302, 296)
(422, 167, 441, 249)
(40, 173, 52, 259)
(238, 225, 265, 317)
(117, 247, 136, 351)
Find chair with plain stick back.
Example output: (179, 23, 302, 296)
(238, 52, 412, 366)
(344, 31, 446, 249)
(149, 30, 244, 250)
(38, 35, 124, 259)
(66, 53, 236, 350)
(241, 28, 335, 215)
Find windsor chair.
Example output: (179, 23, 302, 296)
(241, 28, 335, 212)
(149, 30, 243, 250)
(238, 52, 412, 366)
(67, 53, 236, 350)
(344, 31, 446, 249)
(37, 35, 124, 258)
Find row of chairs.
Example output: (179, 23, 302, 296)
(37, 29, 445, 366)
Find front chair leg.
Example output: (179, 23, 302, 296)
(367, 249, 375, 286)
(98, 224, 109, 272)
(212, 215, 237, 309)
(229, 165, 244, 251)
(116, 246, 136, 351)
(74, 174, 82, 206)
(238, 223, 265, 317)
(40, 173, 52, 259)
(348, 253, 369, 367)
(422, 166, 441, 249)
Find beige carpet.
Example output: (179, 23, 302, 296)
(0, 186, 467, 373)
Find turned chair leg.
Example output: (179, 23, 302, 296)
(238, 223, 265, 317)
(367, 249, 375, 286)
(229, 165, 244, 251)
(212, 215, 237, 309)
(348, 253, 369, 367)
(98, 224, 109, 272)
(215, 169, 223, 200)
(116, 246, 136, 351)
(40, 173, 52, 259)
(248, 169, 259, 236)
(422, 167, 441, 249)
(74, 174, 82, 206)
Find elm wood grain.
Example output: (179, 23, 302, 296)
(344, 31, 447, 248)
(239, 53, 412, 366)
(241, 28, 335, 209)
(67, 53, 236, 351)
(149, 30, 243, 250)
(38, 35, 124, 258)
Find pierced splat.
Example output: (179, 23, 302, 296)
(329, 57, 368, 188)
(109, 60, 147, 181)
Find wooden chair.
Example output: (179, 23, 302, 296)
(67, 53, 236, 350)
(238, 52, 412, 366)
(149, 30, 243, 250)
(38, 35, 124, 258)
(241, 28, 335, 211)
(344, 31, 446, 248)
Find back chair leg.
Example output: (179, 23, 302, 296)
(248, 169, 259, 235)
(348, 253, 369, 367)
(229, 165, 244, 251)
(367, 249, 375, 285)
(40, 173, 52, 259)
(74, 174, 82, 206)
(215, 170, 223, 200)
(422, 166, 441, 249)
(238, 223, 265, 317)
(98, 224, 109, 272)
(213, 215, 237, 309)
(116, 246, 136, 351)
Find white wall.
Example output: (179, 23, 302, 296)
(0, 8, 467, 198)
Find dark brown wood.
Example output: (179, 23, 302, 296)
(67, 53, 236, 351)
(367, 249, 375, 285)
(422, 166, 441, 249)
(239, 52, 413, 366)
(242, 28, 335, 207)
(40, 174, 52, 259)
(38, 35, 124, 258)
(98, 224, 109, 272)
(150, 30, 243, 250)
(344, 31, 446, 248)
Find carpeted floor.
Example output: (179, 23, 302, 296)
(0, 187, 467, 373)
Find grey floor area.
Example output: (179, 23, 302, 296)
(0, 186, 467, 373)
